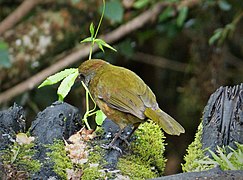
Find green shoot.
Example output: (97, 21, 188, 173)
(81, 81, 107, 130)
(80, 0, 116, 60)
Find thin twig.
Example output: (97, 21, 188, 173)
(0, 0, 42, 35)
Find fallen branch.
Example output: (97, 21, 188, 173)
(0, 0, 42, 35)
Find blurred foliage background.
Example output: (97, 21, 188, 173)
(0, 0, 242, 175)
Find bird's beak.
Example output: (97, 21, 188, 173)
(75, 74, 81, 83)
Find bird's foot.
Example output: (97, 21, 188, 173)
(101, 143, 122, 154)
(118, 135, 130, 146)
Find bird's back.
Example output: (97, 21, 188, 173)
(90, 63, 159, 119)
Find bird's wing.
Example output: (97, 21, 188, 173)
(95, 67, 150, 119)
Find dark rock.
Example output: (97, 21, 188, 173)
(0, 103, 25, 150)
(0, 103, 26, 179)
(0, 102, 83, 179)
(30, 101, 82, 144)
(202, 84, 243, 154)
(31, 144, 59, 180)
(30, 101, 82, 179)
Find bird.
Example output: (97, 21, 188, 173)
(78, 59, 185, 151)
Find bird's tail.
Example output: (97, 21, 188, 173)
(144, 108, 185, 135)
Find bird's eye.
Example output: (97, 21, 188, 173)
(77, 73, 85, 82)
(80, 74, 85, 81)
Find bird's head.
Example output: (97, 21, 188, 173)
(78, 59, 108, 87)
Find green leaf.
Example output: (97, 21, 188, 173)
(80, 37, 92, 43)
(177, 6, 188, 27)
(89, 22, 95, 38)
(0, 41, 11, 68)
(95, 39, 117, 52)
(218, 0, 231, 11)
(95, 110, 106, 126)
(103, 0, 124, 23)
(209, 29, 223, 45)
(57, 69, 79, 101)
(159, 6, 174, 22)
(38, 68, 78, 88)
(208, 149, 221, 164)
(133, 0, 149, 9)
(97, 43, 105, 52)
(102, 42, 117, 52)
(216, 146, 236, 170)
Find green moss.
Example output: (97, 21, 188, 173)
(118, 121, 166, 179)
(15, 143, 41, 172)
(81, 167, 103, 180)
(44, 130, 108, 179)
(118, 156, 157, 180)
(1, 142, 41, 174)
(88, 145, 105, 164)
(59, 134, 108, 179)
(82, 140, 111, 179)
(46, 140, 73, 179)
(182, 122, 213, 172)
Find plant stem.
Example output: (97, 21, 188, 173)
(94, 0, 105, 39)
(82, 0, 106, 128)
(88, 0, 105, 60)
(81, 81, 98, 130)
(89, 44, 93, 60)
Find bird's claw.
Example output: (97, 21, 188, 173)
(118, 136, 130, 146)
(101, 144, 122, 154)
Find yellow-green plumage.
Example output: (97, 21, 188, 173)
(78, 59, 185, 136)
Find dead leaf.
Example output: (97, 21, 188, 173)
(16, 133, 35, 145)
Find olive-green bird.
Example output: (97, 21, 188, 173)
(78, 59, 185, 150)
